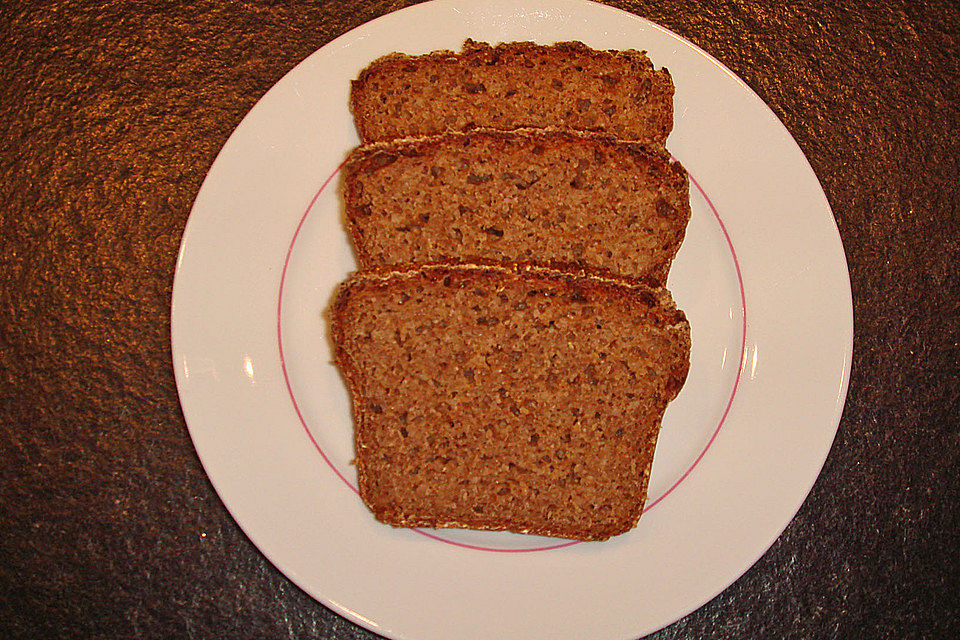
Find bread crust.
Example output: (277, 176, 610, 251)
(350, 39, 674, 144)
(330, 263, 691, 541)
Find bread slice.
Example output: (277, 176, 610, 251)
(330, 263, 691, 541)
(343, 128, 690, 285)
(351, 39, 675, 145)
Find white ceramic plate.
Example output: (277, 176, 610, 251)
(171, 1, 853, 638)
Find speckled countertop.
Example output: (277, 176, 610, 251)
(1, 1, 957, 638)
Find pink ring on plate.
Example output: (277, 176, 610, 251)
(277, 161, 747, 553)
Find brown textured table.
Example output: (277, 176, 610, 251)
(2, 1, 958, 638)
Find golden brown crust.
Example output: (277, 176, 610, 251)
(341, 128, 690, 286)
(330, 263, 691, 541)
(350, 39, 674, 144)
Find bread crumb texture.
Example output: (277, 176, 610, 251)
(351, 39, 674, 144)
(344, 128, 690, 285)
(331, 264, 691, 541)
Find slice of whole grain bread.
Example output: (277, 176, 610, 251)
(330, 263, 691, 541)
(343, 128, 690, 285)
(350, 39, 674, 145)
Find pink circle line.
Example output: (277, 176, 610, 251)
(276, 162, 746, 554)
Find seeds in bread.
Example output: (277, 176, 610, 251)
(330, 263, 691, 541)
(350, 39, 675, 145)
(343, 128, 690, 285)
